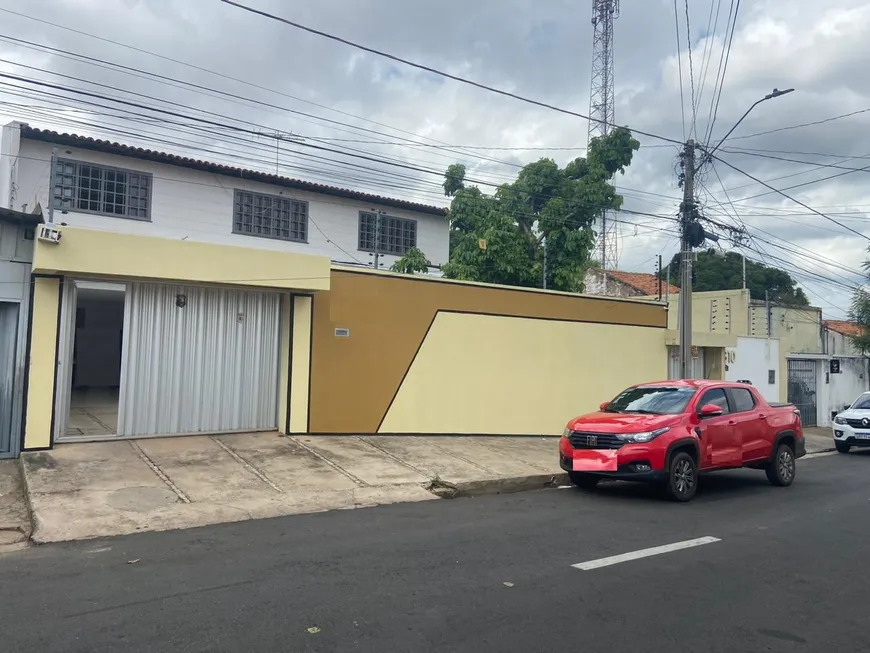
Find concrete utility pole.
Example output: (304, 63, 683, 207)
(372, 210, 385, 270)
(542, 236, 548, 290)
(47, 147, 58, 224)
(678, 139, 696, 379)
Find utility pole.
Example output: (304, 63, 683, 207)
(47, 147, 58, 224)
(372, 210, 384, 270)
(678, 139, 696, 379)
(765, 289, 772, 337)
(742, 252, 746, 290)
(657, 254, 663, 301)
(542, 236, 548, 290)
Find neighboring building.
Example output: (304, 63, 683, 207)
(823, 319, 864, 356)
(584, 269, 679, 299)
(1, 122, 450, 271)
(0, 206, 42, 459)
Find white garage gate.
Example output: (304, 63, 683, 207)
(117, 282, 282, 437)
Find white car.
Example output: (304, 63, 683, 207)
(833, 392, 870, 453)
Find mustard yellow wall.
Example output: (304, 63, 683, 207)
(660, 289, 751, 334)
(288, 295, 312, 434)
(23, 277, 60, 449)
(379, 311, 667, 435)
(33, 226, 330, 292)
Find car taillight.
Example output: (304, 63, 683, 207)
(793, 408, 801, 423)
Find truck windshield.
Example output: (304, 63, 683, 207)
(604, 386, 696, 415)
(851, 393, 870, 410)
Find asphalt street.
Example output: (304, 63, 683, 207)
(2, 450, 869, 652)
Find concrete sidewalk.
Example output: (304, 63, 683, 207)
(0, 460, 31, 552)
(8, 428, 837, 545)
(19, 434, 565, 543)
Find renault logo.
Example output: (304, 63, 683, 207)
(586, 435, 598, 447)
(863, 418, 869, 428)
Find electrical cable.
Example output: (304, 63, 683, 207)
(217, 0, 683, 146)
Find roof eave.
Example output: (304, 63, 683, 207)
(20, 126, 449, 217)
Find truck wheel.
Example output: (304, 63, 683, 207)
(665, 451, 697, 502)
(568, 471, 599, 490)
(835, 441, 851, 454)
(766, 443, 796, 487)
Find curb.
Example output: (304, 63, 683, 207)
(427, 473, 569, 499)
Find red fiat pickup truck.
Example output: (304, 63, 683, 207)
(558, 380, 805, 501)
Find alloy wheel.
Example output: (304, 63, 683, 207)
(674, 459, 695, 495)
(778, 449, 795, 483)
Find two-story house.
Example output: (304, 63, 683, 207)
(1, 121, 449, 451)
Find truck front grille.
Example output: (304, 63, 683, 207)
(568, 432, 625, 450)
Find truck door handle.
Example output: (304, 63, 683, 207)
(728, 420, 736, 426)
(758, 414, 767, 419)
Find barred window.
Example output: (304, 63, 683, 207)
(53, 159, 151, 220)
(358, 211, 417, 255)
(233, 190, 308, 242)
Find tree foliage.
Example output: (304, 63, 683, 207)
(391, 247, 431, 275)
(440, 127, 640, 291)
(662, 249, 809, 306)
(849, 248, 870, 353)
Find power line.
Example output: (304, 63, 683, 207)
(683, 0, 697, 137)
(703, 0, 739, 147)
(217, 0, 683, 146)
(672, 0, 687, 140)
(725, 106, 870, 143)
(711, 153, 870, 241)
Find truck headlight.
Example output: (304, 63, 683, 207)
(616, 427, 670, 443)
(562, 427, 571, 438)
(834, 416, 846, 425)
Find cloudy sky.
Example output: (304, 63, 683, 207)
(1, 0, 868, 317)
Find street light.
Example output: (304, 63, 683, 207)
(676, 87, 794, 379)
(703, 88, 795, 163)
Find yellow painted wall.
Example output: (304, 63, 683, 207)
(659, 289, 751, 334)
(32, 226, 330, 292)
(378, 312, 667, 436)
(288, 295, 312, 434)
(23, 277, 60, 449)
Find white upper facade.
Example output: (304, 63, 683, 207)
(0, 121, 450, 270)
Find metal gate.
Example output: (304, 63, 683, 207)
(787, 359, 817, 427)
(0, 302, 19, 458)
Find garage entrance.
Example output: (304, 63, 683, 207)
(55, 280, 283, 440)
(0, 302, 19, 458)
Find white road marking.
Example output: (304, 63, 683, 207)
(571, 536, 721, 571)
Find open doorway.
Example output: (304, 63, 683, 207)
(62, 281, 125, 439)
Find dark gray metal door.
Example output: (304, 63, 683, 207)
(787, 359, 817, 427)
(0, 302, 19, 458)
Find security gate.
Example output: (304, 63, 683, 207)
(787, 359, 818, 427)
(0, 302, 19, 458)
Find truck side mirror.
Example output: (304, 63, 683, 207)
(699, 403, 723, 418)
(599, 402, 609, 411)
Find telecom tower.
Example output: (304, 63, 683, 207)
(589, 0, 619, 270)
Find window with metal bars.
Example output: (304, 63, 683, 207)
(358, 211, 417, 255)
(233, 190, 308, 243)
(52, 159, 151, 220)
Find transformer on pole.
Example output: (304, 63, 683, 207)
(589, 0, 619, 271)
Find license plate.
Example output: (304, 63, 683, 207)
(572, 449, 618, 472)
(857, 434, 870, 440)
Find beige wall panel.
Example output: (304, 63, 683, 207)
(379, 312, 667, 435)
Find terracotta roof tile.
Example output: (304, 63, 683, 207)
(605, 270, 680, 296)
(824, 320, 864, 338)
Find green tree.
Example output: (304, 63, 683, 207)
(391, 247, 431, 275)
(441, 127, 640, 292)
(849, 248, 870, 352)
(662, 249, 809, 306)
